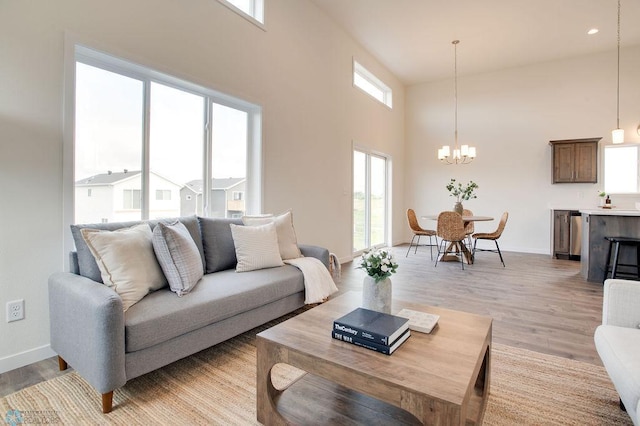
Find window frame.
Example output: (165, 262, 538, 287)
(63, 36, 263, 263)
(217, 0, 265, 28)
(353, 60, 393, 109)
(352, 144, 392, 256)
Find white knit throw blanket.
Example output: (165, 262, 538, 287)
(284, 257, 339, 304)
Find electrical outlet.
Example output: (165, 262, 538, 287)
(7, 299, 25, 322)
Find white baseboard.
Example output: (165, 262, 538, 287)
(0, 344, 56, 374)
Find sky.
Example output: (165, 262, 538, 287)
(75, 62, 247, 185)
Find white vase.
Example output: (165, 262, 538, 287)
(362, 275, 392, 314)
(454, 201, 464, 215)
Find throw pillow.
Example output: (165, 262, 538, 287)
(81, 224, 167, 311)
(152, 220, 204, 296)
(198, 217, 243, 273)
(242, 210, 302, 260)
(229, 222, 284, 272)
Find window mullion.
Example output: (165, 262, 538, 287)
(203, 99, 212, 217)
(141, 80, 151, 219)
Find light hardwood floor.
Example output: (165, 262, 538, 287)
(0, 247, 605, 398)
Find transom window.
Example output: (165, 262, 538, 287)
(353, 60, 393, 108)
(218, 0, 264, 25)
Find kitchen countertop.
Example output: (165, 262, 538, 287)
(580, 209, 640, 216)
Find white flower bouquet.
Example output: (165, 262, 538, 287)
(358, 248, 399, 283)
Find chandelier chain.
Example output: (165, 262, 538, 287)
(453, 40, 458, 147)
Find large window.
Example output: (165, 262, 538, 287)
(604, 144, 640, 194)
(353, 60, 393, 108)
(71, 45, 261, 226)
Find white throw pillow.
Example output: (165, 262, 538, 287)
(81, 224, 168, 311)
(152, 221, 204, 296)
(230, 222, 285, 272)
(242, 210, 302, 260)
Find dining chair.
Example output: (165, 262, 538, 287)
(472, 212, 509, 267)
(406, 209, 437, 259)
(435, 211, 467, 269)
(462, 209, 474, 248)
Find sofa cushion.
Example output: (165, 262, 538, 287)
(243, 210, 302, 260)
(124, 265, 305, 352)
(594, 324, 640, 417)
(230, 222, 284, 272)
(152, 221, 204, 296)
(198, 217, 243, 273)
(81, 224, 167, 311)
(71, 216, 204, 283)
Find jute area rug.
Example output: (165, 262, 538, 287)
(1, 319, 631, 425)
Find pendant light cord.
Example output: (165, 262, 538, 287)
(616, 0, 621, 129)
(453, 40, 459, 148)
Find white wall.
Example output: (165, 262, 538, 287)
(406, 46, 640, 254)
(0, 0, 405, 371)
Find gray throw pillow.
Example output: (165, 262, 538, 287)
(152, 221, 204, 296)
(198, 217, 243, 273)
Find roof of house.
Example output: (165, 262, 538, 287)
(76, 170, 184, 187)
(183, 178, 245, 194)
(75, 170, 140, 186)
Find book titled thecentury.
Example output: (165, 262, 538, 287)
(333, 307, 409, 346)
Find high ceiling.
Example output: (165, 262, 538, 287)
(310, 0, 640, 85)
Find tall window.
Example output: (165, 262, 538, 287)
(604, 144, 640, 194)
(353, 60, 393, 108)
(72, 46, 261, 225)
(353, 149, 389, 254)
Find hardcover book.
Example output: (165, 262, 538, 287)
(396, 308, 440, 334)
(333, 307, 409, 345)
(332, 329, 411, 355)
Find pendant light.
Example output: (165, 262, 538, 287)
(438, 40, 476, 164)
(612, 0, 624, 144)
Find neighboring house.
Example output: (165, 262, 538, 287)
(75, 170, 182, 224)
(181, 178, 246, 218)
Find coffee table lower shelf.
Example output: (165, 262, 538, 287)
(270, 369, 487, 425)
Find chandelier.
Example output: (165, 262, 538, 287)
(612, 0, 624, 144)
(438, 40, 476, 164)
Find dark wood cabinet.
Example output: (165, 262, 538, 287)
(554, 210, 570, 257)
(549, 138, 600, 183)
(553, 210, 581, 260)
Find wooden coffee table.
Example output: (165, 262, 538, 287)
(256, 291, 492, 425)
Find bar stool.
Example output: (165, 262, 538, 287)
(604, 236, 640, 282)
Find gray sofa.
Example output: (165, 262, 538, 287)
(594, 278, 640, 425)
(48, 216, 329, 413)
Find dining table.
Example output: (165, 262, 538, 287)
(421, 214, 494, 264)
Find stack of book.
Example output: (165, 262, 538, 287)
(332, 307, 410, 355)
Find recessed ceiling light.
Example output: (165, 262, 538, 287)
(587, 28, 599, 35)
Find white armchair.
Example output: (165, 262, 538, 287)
(594, 279, 640, 426)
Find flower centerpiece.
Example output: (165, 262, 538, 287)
(358, 248, 398, 313)
(446, 178, 478, 214)
(358, 248, 399, 283)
